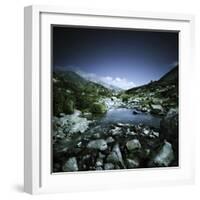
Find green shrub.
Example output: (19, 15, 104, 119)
(53, 87, 75, 116)
(90, 103, 107, 114)
(121, 94, 130, 102)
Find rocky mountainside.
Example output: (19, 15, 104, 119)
(123, 65, 178, 115)
(53, 70, 112, 116)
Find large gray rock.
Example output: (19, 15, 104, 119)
(106, 143, 125, 167)
(160, 108, 178, 143)
(126, 139, 141, 151)
(149, 141, 174, 167)
(160, 108, 178, 161)
(87, 139, 108, 151)
(62, 157, 78, 172)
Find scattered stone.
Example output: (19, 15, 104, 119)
(126, 139, 141, 151)
(106, 136, 115, 144)
(126, 158, 140, 168)
(62, 157, 78, 172)
(95, 158, 103, 167)
(87, 139, 108, 151)
(143, 128, 150, 135)
(150, 104, 164, 115)
(110, 126, 122, 136)
(104, 163, 115, 170)
(116, 123, 131, 127)
(77, 141, 82, 148)
(96, 166, 103, 170)
(126, 128, 137, 136)
(82, 112, 92, 118)
(93, 133, 101, 139)
(152, 131, 159, 138)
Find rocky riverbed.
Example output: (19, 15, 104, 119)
(53, 105, 178, 172)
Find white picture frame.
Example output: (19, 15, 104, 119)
(24, 5, 195, 194)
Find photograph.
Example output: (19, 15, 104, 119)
(52, 26, 179, 173)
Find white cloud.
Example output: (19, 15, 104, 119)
(74, 69, 136, 90)
(100, 76, 135, 90)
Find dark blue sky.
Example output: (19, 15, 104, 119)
(53, 26, 178, 88)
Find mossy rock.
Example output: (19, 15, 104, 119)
(90, 103, 107, 114)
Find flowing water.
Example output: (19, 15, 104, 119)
(99, 108, 161, 128)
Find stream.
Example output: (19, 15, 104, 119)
(94, 108, 161, 129)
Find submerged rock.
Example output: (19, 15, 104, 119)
(149, 141, 174, 167)
(132, 110, 140, 115)
(87, 139, 108, 151)
(62, 157, 78, 172)
(126, 139, 141, 151)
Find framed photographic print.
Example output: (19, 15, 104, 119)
(24, 5, 195, 194)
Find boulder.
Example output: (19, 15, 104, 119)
(149, 141, 174, 167)
(160, 108, 178, 143)
(87, 139, 108, 151)
(126, 139, 141, 151)
(62, 157, 78, 172)
(106, 143, 125, 168)
(160, 108, 178, 161)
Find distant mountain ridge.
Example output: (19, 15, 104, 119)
(53, 69, 112, 93)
